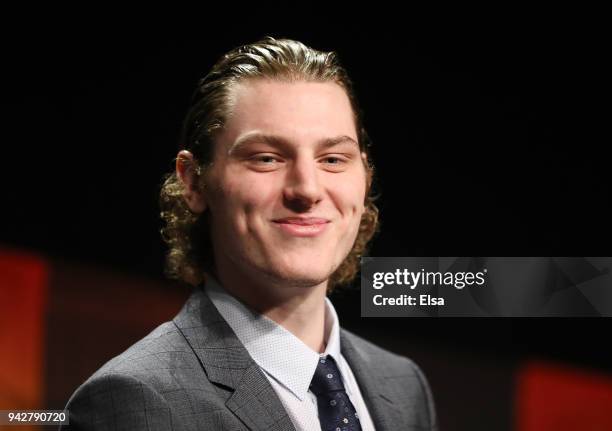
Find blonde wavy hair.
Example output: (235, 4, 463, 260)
(160, 37, 379, 291)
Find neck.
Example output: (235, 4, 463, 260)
(212, 264, 329, 353)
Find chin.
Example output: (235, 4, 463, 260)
(262, 262, 333, 288)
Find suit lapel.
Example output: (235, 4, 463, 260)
(173, 286, 296, 431)
(340, 329, 405, 431)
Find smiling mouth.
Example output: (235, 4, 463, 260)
(272, 218, 330, 237)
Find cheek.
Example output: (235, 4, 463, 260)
(335, 177, 367, 217)
(214, 173, 279, 226)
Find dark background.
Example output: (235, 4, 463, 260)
(2, 22, 610, 394)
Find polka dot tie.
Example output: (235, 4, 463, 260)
(309, 355, 362, 431)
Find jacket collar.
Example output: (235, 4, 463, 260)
(172, 284, 402, 431)
(172, 285, 296, 431)
(340, 329, 406, 431)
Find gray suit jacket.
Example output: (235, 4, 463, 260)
(61, 285, 437, 430)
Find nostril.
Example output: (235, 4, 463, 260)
(283, 181, 323, 209)
(283, 195, 319, 213)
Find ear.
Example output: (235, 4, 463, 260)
(361, 151, 373, 192)
(176, 150, 207, 214)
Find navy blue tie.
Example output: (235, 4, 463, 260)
(309, 355, 363, 431)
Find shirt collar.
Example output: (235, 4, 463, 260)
(204, 276, 342, 401)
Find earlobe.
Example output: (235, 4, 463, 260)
(361, 152, 370, 169)
(361, 152, 373, 193)
(176, 150, 207, 214)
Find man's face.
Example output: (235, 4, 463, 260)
(203, 79, 367, 288)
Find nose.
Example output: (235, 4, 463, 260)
(283, 156, 323, 210)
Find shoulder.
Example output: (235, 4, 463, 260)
(61, 370, 183, 431)
(89, 321, 199, 381)
(62, 321, 207, 431)
(340, 328, 422, 374)
(340, 328, 438, 430)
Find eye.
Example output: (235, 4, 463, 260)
(247, 153, 284, 171)
(319, 154, 349, 171)
(254, 155, 279, 164)
(322, 156, 342, 164)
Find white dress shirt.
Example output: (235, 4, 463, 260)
(205, 277, 376, 431)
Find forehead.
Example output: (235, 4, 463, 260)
(220, 79, 358, 146)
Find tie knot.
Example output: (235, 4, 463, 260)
(310, 355, 346, 396)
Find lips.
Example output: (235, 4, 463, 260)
(272, 217, 330, 225)
(272, 217, 330, 237)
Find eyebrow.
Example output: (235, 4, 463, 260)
(227, 132, 359, 155)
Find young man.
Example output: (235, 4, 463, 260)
(62, 37, 437, 431)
